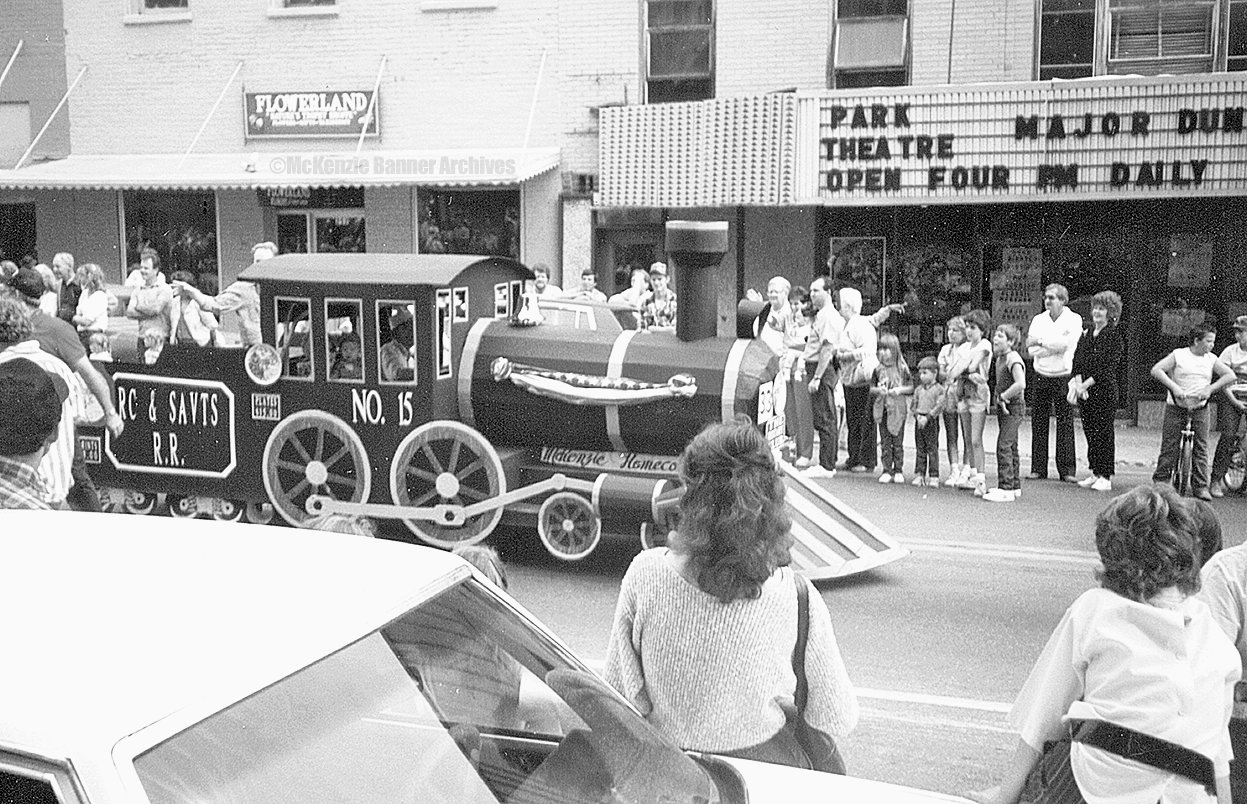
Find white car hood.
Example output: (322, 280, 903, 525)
(718, 756, 974, 803)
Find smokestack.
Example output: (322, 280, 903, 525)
(665, 220, 728, 342)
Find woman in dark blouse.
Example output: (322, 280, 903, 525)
(1068, 290, 1124, 491)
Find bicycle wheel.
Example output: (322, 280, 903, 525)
(1175, 433, 1194, 496)
(1226, 436, 1247, 493)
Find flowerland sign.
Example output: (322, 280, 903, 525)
(244, 90, 379, 139)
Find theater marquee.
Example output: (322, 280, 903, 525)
(795, 75, 1247, 205)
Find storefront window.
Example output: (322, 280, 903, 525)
(418, 189, 519, 258)
(124, 191, 218, 291)
(0, 203, 36, 265)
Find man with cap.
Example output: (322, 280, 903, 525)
(1211, 315, 1247, 496)
(640, 261, 677, 331)
(172, 241, 272, 348)
(0, 298, 83, 509)
(0, 357, 69, 509)
(380, 305, 415, 382)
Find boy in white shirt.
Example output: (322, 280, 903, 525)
(1211, 315, 1247, 496)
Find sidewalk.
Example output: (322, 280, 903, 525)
(821, 416, 1160, 473)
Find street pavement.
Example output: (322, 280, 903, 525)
(499, 415, 1247, 797)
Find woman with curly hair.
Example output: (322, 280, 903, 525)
(604, 420, 858, 768)
(1069, 290, 1124, 492)
(971, 483, 1239, 804)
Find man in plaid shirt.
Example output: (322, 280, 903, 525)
(0, 357, 68, 510)
(640, 262, 678, 331)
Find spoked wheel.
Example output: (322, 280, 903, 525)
(123, 490, 157, 516)
(263, 411, 372, 527)
(390, 421, 505, 548)
(211, 498, 245, 523)
(168, 494, 200, 519)
(244, 501, 276, 525)
(538, 492, 602, 561)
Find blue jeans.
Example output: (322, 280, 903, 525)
(808, 365, 839, 470)
(1152, 404, 1210, 492)
(996, 412, 1021, 491)
(914, 415, 940, 477)
(878, 414, 905, 474)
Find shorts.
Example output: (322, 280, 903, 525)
(956, 380, 990, 414)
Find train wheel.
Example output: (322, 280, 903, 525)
(263, 411, 372, 527)
(244, 502, 275, 525)
(123, 491, 157, 516)
(211, 498, 245, 523)
(168, 494, 200, 519)
(99, 487, 125, 514)
(538, 492, 602, 561)
(390, 421, 505, 548)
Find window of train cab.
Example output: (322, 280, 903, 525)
(325, 298, 365, 383)
(275, 297, 314, 381)
(376, 300, 417, 385)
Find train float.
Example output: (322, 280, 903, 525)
(83, 221, 908, 579)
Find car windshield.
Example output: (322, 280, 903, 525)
(132, 578, 719, 804)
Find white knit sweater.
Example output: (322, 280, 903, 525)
(604, 548, 859, 753)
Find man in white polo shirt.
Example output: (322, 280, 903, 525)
(1026, 283, 1083, 482)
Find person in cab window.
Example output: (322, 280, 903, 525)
(530, 263, 563, 300)
(568, 268, 607, 303)
(381, 307, 415, 382)
(331, 332, 363, 381)
(640, 262, 677, 332)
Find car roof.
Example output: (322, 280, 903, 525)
(239, 253, 530, 287)
(0, 511, 469, 758)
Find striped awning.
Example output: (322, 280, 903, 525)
(0, 147, 560, 190)
(598, 94, 797, 207)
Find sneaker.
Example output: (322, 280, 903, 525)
(878, 473, 892, 484)
(1012, 488, 1023, 500)
(802, 465, 836, 479)
(1077, 475, 1098, 488)
(943, 465, 962, 487)
(957, 471, 979, 490)
(1027, 472, 1047, 481)
(1060, 475, 1078, 484)
(927, 475, 941, 489)
(1211, 479, 1226, 498)
(793, 456, 812, 470)
(911, 476, 926, 487)
(983, 488, 1016, 502)
(892, 473, 905, 484)
(1195, 488, 1214, 502)
(850, 465, 869, 474)
(1090, 476, 1112, 492)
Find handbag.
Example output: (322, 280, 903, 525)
(789, 574, 848, 775)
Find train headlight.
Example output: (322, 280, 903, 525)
(245, 343, 282, 386)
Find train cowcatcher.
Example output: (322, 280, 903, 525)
(83, 221, 907, 579)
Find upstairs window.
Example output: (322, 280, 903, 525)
(1039, 0, 1096, 78)
(832, 0, 909, 89)
(645, 0, 714, 103)
(1038, 0, 1243, 78)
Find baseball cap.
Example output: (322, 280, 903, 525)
(10, 267, 45, 303)
(1233, 315, 1247, 331)
(0, 358, 67, 456)
(649, 261, 668, 277)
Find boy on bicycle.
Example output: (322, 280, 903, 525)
(1150, 324, 1237, 500)
(1211, 315, 1247, 497)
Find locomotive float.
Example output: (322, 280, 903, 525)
(84, 221, 907, 579)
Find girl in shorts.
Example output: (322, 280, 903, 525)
(948, 309, 992, 496)
(938, 316, 970, 486)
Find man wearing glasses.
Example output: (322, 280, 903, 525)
(1026, 283, 1083, 482)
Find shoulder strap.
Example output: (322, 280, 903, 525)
(792, 572, 810, 715)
